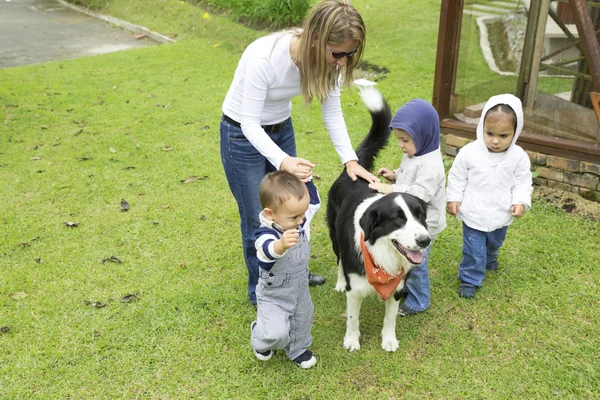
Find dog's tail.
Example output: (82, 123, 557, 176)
(355, 87, 392, 172)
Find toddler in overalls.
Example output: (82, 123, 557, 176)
(251, 170, 320, 369)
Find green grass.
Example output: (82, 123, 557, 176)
(1, 0, 599, 398)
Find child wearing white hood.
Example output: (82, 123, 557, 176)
(446, 94, 532, 298)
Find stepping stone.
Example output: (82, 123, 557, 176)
(472, 4, 512, 14)
(464, 9, 492, 17)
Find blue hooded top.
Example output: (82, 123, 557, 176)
(390, 99, 440, 156)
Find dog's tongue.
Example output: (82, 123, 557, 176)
(406, 249, 424, 265)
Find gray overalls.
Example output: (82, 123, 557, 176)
(251, 226, 314, 361)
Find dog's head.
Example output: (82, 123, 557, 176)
(359, 193, 430, 275)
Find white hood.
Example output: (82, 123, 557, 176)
(476, 93, 524, 156)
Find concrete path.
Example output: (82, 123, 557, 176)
(0, 0, 159, 69)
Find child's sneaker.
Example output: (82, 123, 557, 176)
(458, 282, 477, 298)
(251, 321, 274, 361)
(486, 260, 499, 271)
(398, 303, 418, 316)
(294, 350, 317, 369)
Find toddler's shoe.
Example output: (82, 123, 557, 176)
(458, 282, 477, 298)
(251, 321, 274, 361)
(486, 260, 499, 271)
(308, 272, 326, 286)
(398, 303, 418, 317)
(294, 350, 317, 369)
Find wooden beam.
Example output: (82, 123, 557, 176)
(517, 0, 542, 100)
(525, 0, 551, 109)
(590, 92, 600, 127)
(570, 0, 600, 92)
(432, 0, 463, 120)
(441, 119, 600, 163)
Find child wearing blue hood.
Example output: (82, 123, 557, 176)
(369, 99, 447, 316)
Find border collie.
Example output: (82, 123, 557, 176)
(326, 87, 431, 352)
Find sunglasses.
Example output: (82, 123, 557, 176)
(327, 46, 358, 59)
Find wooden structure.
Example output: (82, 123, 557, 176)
(432, 0, 600, 165)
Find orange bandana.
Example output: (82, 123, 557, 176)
(360, 233, 405, 301)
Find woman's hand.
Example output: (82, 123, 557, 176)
(280, 156, 315, 183)
(376, 167, 396, 182)
(345, 160, 378, 183)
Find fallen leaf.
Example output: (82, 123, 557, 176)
(0, 326, 10, 334)
(64, 222, 79, 228)
(135, 34, 147, 40)
(102, 255, 122, 264)
(162, 146, 173, 151)
(200, 215, 207, 220)
(120, 199, 130, 212)
(109, 147, 116, 153)
(84, 300, 107, 308)
(9, 292, 29, 300)
(77, 157, 93, 161)
(181, 176, 198, 184)
(120, 293, 139, 303)
(30, 157, 42, 161)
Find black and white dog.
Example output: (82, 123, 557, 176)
(326, 87, 431, 352)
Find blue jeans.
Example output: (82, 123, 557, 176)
(220, 116, 296, 304)
(403, 237, 434, 312)
(458, 223, 508, 287)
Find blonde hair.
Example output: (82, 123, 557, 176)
(259, 170, 308, 210)
(293, 0, 366, 105)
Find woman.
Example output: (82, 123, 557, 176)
(220, 0, 377, 305)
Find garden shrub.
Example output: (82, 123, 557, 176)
(193, 0, 314, 29)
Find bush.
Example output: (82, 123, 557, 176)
(194, 0, 314, 29)
(67, 0, 108, 10)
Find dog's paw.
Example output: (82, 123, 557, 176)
(381, 336, 399, 352)
(335, 280, 346, 292)
(343, 335, 361, 352)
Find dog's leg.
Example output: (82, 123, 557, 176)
(381, 297, 401, 352)
(335, 261, 346, 292)
(344, 290, 363, 351)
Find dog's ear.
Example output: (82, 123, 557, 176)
(360, 207, 380, 243)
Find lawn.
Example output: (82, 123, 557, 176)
(1, 0, 599, 398)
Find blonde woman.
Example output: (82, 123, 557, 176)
(220, 0, 375, 305)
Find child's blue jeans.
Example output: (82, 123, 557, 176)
(403, 237, 434, 312)
(458, 223, 508, 287)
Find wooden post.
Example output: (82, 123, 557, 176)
(517, 0, 541, 100)
(432, 0, 463, 120)
(590, 92, 600, 130)
(524, 0, 551, 109)
(570, 0, 600, 92)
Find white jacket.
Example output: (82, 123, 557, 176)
(222, 31, 357, 169)
(446, 94, 532, 232)
(393, 149, 447, 236)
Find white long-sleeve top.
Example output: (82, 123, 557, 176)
(392, 149, 447, 236)
(222, 31, 358, 169)
(446, 94, 533, 232)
